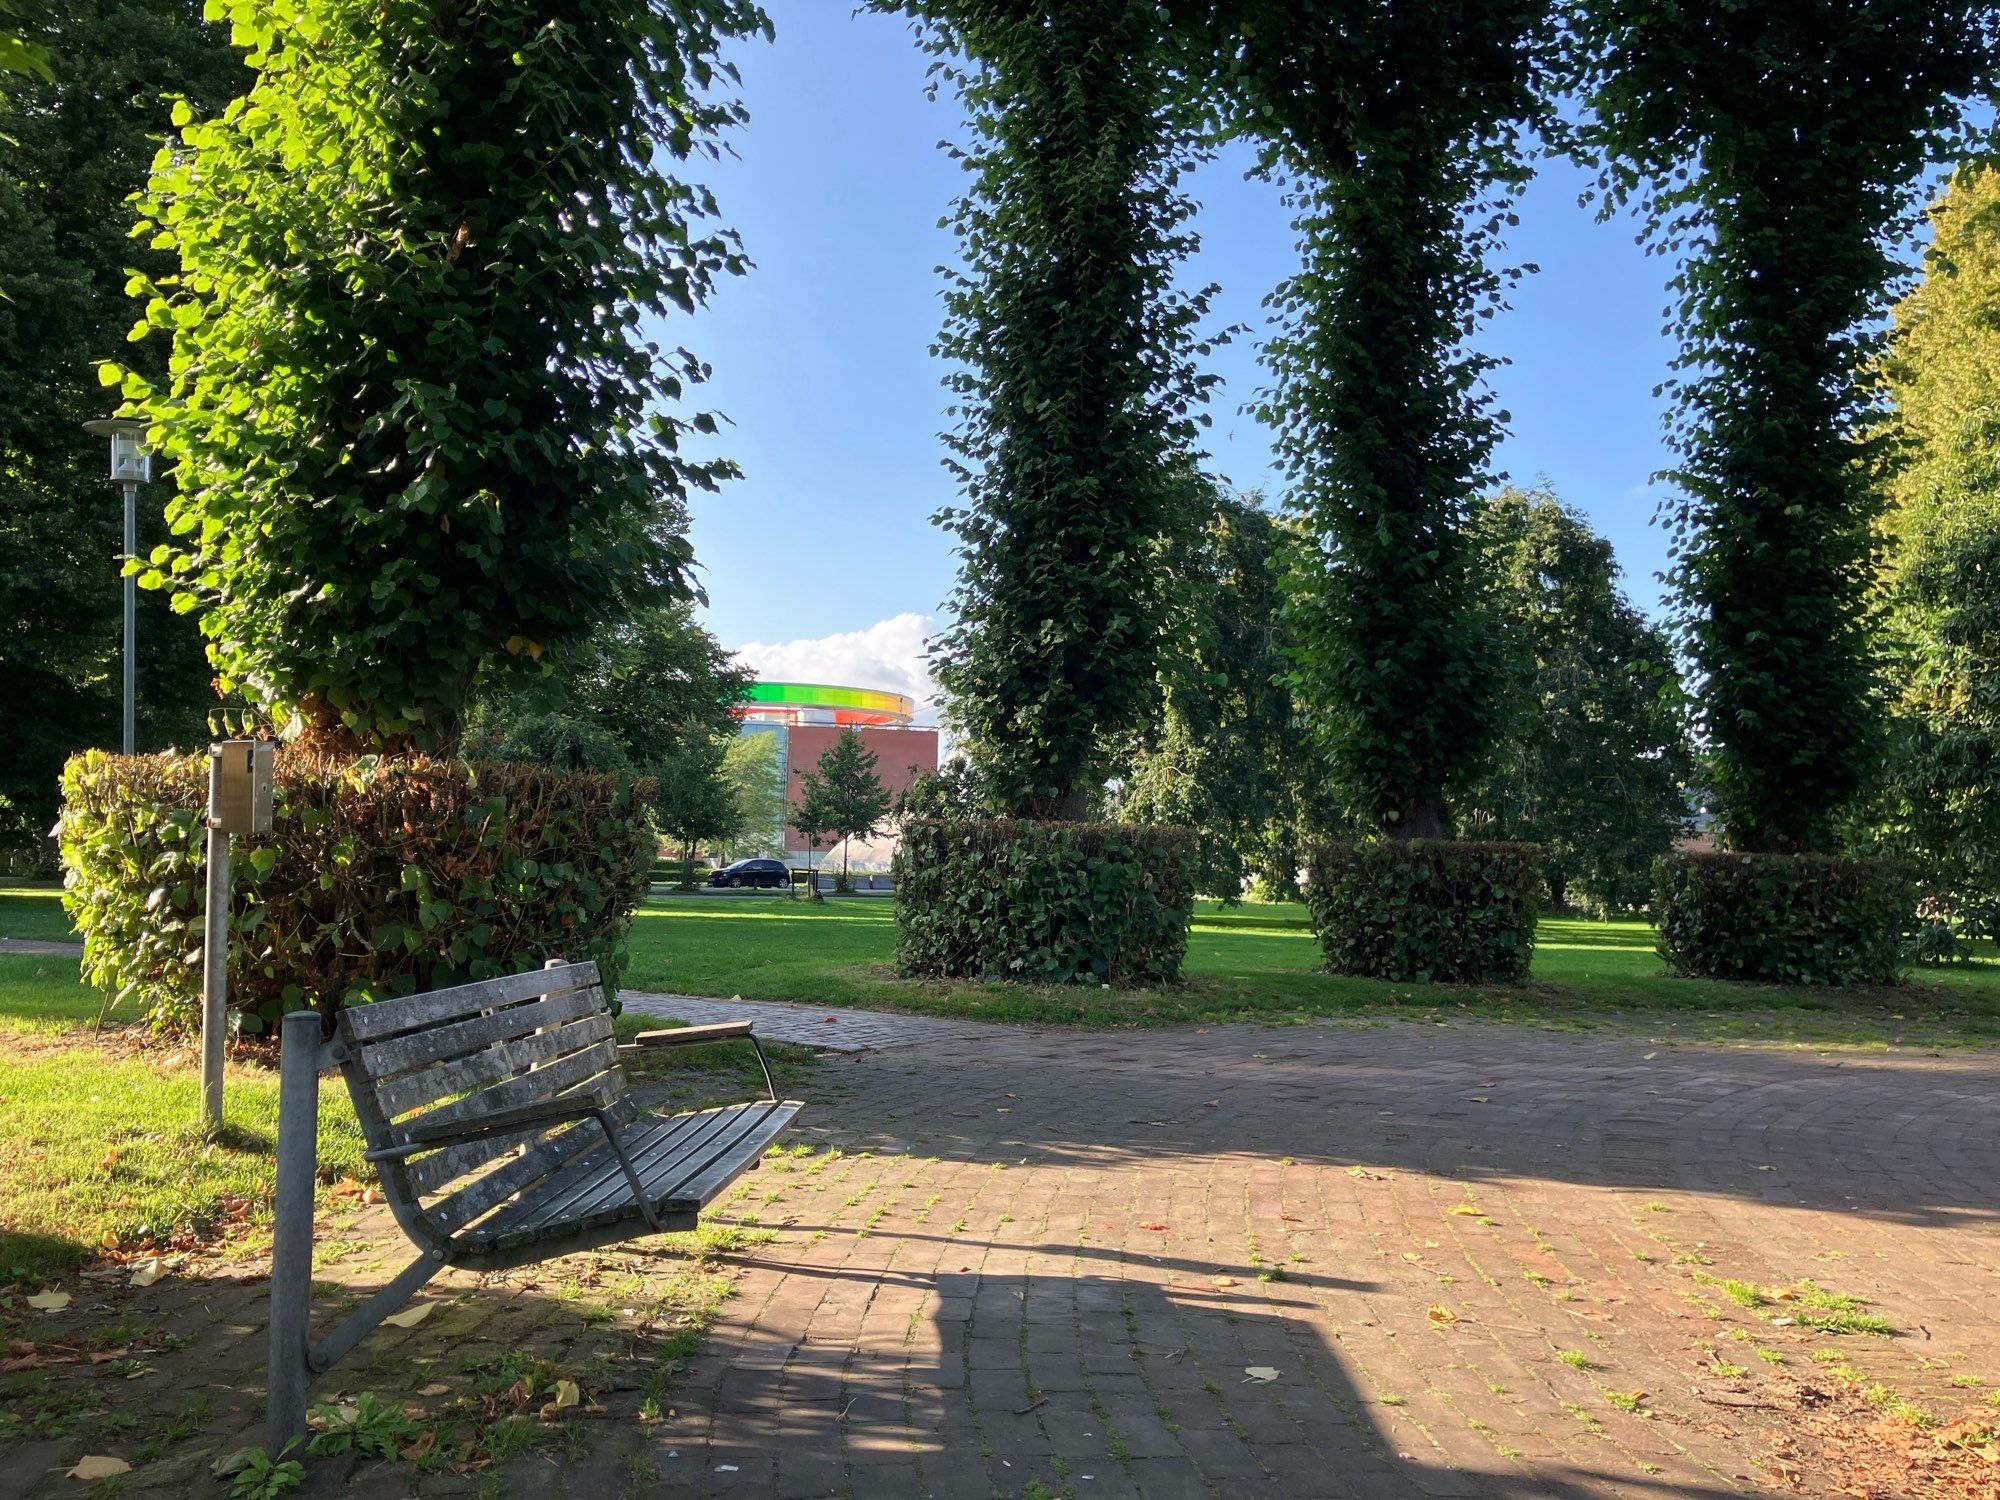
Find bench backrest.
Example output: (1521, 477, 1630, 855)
(334, 961, 634, 1245)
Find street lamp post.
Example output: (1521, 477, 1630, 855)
(82, 418, 150, 755)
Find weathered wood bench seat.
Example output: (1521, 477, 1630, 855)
(265, 959, 800, 1449)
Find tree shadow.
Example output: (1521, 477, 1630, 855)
(811, 1023, 2000, 1230)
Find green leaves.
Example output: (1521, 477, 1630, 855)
(1569, 0, 2000, 853)
(118, 0, 765, 751)
(895, 818, 1194, 986)
(1305, 840, 1541, 984)
(56, 749, 655, 1028)
(907, 0, 1220, 819)
(1654, 853, 1916, 986)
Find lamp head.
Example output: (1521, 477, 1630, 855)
(82, 417, 151, 485)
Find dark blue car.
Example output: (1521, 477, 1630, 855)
(707, 858, 790, 890)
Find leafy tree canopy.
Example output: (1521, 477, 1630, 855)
(1869, 163, 2000, 937)
(1569, 0, 2000, 852)
(116, 0, 767, 753)
(1119, 488, 1315, 901)
(654, 731, 737, 887)
(1465, 485, 1693, 913)
(719, 728, 787, 859)
(0, 0, 244, 858)
(908, 0, 1221, 819)
(1185, 0, 1551, 839)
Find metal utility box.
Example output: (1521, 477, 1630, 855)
(209, 740, 275, 834)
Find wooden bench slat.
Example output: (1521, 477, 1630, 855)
(356, 987, 606, 1080)
(395, 1037, 618, 1143)
(338, 962, 600, 1042)
(630, 1021, 754, 1047)
(424, 1097, 641, 1234)
(494, 1107, 744, 1237)
(374, 1013, 614, 1121)
(474, 1102, 800, 1254)
(400, 1071, 620, 1199)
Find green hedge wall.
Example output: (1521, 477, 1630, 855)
(57, 749, 655, 1030)
(894, 819, 1195, 985)
(1305, 840, 1542, 983)
(1654, 852, 1916, 985)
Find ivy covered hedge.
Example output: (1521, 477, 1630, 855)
(1654, 852, 1916, 985)
(894, 818, 1194, 985)
(57, 750, 655, 1031)
(1305, 840, 1541, 983)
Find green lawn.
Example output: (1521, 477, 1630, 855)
(0, 881, 73, 942)
(0, 943, 802, 1286)
(622, 893, 2000, 1046)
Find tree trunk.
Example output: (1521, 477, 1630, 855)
(1392, 794, 1449, 841)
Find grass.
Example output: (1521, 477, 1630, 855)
(0, 949, 804, 1287)
(608, 892, 2000, 1047)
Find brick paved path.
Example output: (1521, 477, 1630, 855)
(9, 1015, 2000, 1498)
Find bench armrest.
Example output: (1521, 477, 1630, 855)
(618, 1020, 777, 1103)
(624, 1021, 754, 1048)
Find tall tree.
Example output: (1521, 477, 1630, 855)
(1194, 0, 1550, 839)
(1870, 162, 2000, 937)
(1467, 486, 1693, 913)
(800, 728, 893, 890)
(1571, 0, 2000, 853)
(115, 0, 766, 753)
(1120, 489, 1313, 900)
(910, 0, 1220, 819)
(719, 728, 788, 859)
(0, 0, 243, 859)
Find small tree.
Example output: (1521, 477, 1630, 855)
(719, 730, 788, 859)
(801, 729, 893, 891)
(653, 733, 737, 889)
(791, 772, 835, 903)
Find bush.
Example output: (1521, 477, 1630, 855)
(58, 750, 655, 1030)
(1305, 840, 1541, 983)
(894, 819, 1194, 986)
(1653, 852, 1917, 985)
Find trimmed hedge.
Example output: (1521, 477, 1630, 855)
(58, 749, 655, 1030)
(1305, 840, 1541, 983)
(894, 819, 1194, 985)
(1654, 851, 1917, 985)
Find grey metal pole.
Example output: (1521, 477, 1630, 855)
(201, 752, 229, 1132)
(266, 1010, 321, 1454)
(121, 480, 135, 756)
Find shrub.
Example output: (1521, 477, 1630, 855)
(58, 749, 655, 1030)
(1653, 852, 1917, 985)
(1305, 840, 1541, 983)
(894, 819, 1194, 986)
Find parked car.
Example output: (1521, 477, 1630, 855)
(707, 858, 791, 890)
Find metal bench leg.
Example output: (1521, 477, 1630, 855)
(749, 1035, 778, 1103)
(266, 1011, 321, 1455)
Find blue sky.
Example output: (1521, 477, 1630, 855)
(672, 1, 1687, 708)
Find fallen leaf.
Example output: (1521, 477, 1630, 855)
(24, 1290, 69, 1312)
(1212, 1276, 1238, 1288)
(382, 1301, 436, 1328)
(553, 1379, 580, 1409)
(1427, 1304, 1458, 1325)
(211, 1448, 254, 1478)
(67, 1456, 130, 1480)
(89, 1349, 128, 1365)
(99, 1149, 119, 1170)
(129, 1258, 163, 1288)
(1137, 1223, 1167, 1232)
(419, 1382, 450, 1397)
(1447, 1204, 1480, 1217)
(401, 1430, 437, 1462)
(1243, 1366, 1280, 1383)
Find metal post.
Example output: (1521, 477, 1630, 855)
(201, 753, 229, 1132)
(266, 1010, 321, 1454)
(120, 480, 135, 756)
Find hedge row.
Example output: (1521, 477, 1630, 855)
(1653, 851, 1916, 985)
(57, 749, 655, 1030)
(894, 818, 1194, 985)
(1305, 839, 1542, 983)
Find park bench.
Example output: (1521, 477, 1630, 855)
(264, 959, 800, 1449)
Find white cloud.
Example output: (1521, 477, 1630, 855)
(728, 613, 939, 723)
